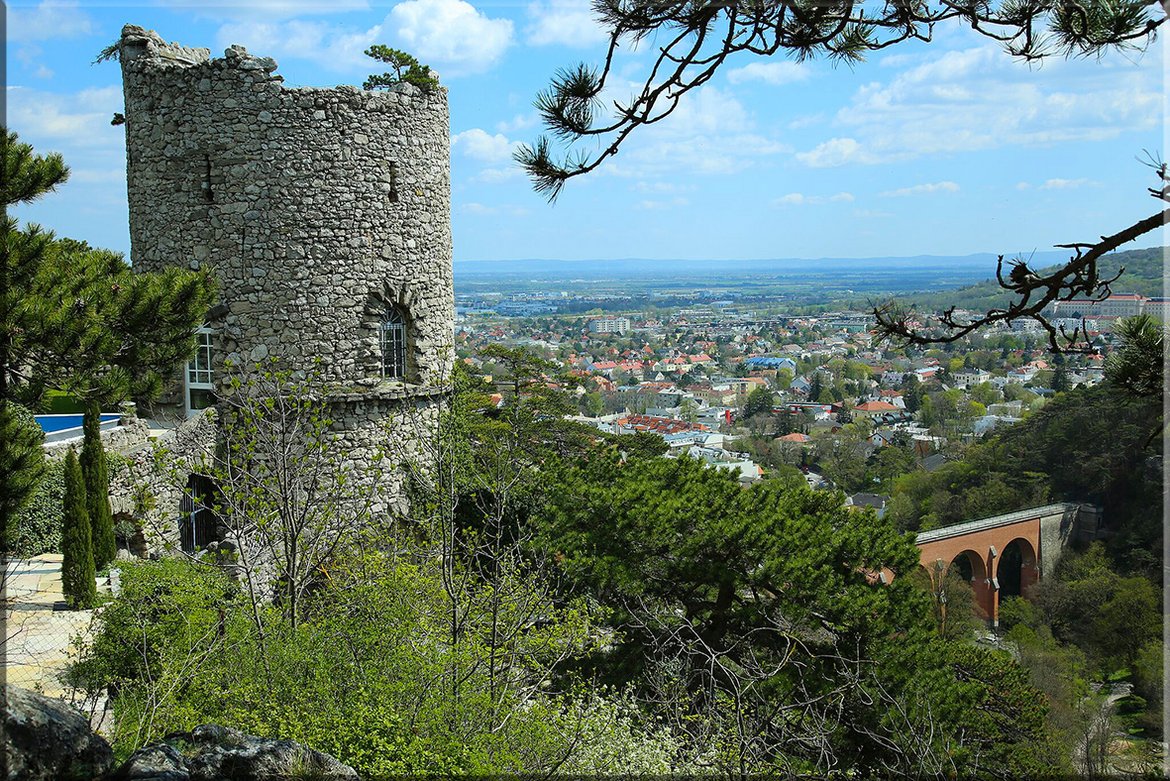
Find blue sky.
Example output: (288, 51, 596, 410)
(6, 0, 1165, 262)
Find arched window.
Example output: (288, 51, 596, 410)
(380, 305, 407, 380)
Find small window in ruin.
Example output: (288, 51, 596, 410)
(186, 327, 215, 415)
(388, 161, 399, 204)
(201, 155, 214, 203)
(380, 305, 407, 380)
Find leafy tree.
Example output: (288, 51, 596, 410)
(61, 448, 97, 609)
(81, 402, 116, 569)
(969, 381, 1001, 407)
(581, 390, 604, 417)
(23, 239, 215, 404)
(741, 385, 773, 419)
(363, 46, 438, 93)
(900, 374, 924, 413)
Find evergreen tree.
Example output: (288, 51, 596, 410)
(0, 402, 45, 551)
(61, 448, 97, 609)
(1, 130, 214, 542)
(1051, 365, 1071, 394)
(808, 372, 823, 402)
(1, 130, 67, 542)
(81, 402, 116, 568)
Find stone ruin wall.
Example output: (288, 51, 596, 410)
(118, 25, 453, 399)
(111, 25, 455, 548)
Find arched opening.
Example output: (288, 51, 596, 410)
(179, 473, 220, 553)
(949, 549, 986, 585)
(998, 537, 1039, 598)
(945, 549, 989, 625)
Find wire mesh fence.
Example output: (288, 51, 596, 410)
(3, 555, 104, 697)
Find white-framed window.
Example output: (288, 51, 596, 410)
(380, 305, 407, 380)
(186, 327, 215, 416)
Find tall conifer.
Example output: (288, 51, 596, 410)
(61, 448, 97, 609)
(81, 402, 116, 568)
(1, 131, 67, 544)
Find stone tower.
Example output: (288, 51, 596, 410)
(117, 26, 453, 490)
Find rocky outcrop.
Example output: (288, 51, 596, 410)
(110, 724, 360, 781)
(2, 685, 114, 781)
(2, 686, 359, 781)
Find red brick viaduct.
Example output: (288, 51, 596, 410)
(913, 503, 1099, 627)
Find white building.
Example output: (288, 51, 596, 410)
(588, 316, 632, 335)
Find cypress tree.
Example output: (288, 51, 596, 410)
(61, 448, 97, 610)
(81, 402, 116, 568)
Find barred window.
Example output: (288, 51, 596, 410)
(380, 306, 407, 380)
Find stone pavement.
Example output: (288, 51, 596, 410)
(2, 554, 106, 698)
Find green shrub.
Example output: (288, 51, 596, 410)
(68, 554, 683, 777)
(9, 458, 65, 557)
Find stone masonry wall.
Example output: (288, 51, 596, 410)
(118, 25, 454, 403)
(114, 25, 455, 551)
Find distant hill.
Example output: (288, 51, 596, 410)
(899, 246, 1165, 312)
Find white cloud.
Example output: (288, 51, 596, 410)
(215, 0, 512, 77)
(726, 61, 809, 86)
(452, 128, 519, 162)
(636, 197, 689, 210)
(879, 181, 960, 197)
(601, 84, 788, 180)
(158, 0, 369, 20)
(526, 0, 608, 47)
(632, 181, 694, 195)
(473, 166, 524, 183)
(496, 114, 537, 133)
(773, 192, 854, 206)
(5, 85, 128, 226)
(1040, 178, 1092, 190)
(795, 137, 873, 168)
(461, 202, 529, 216)
(824, 45, 1160, 164)
(215, 20, 379, 73)
(1016, 177, 1094, 191)
(7, 85, 124, 149)
(387, 0, 513, 75)
(7, 1, 94, 41)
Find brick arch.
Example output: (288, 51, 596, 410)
(996, 536, 1039, 599)
(917, 512, 1044, 627)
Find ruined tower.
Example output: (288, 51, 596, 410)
(117, 26, 453, 495)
